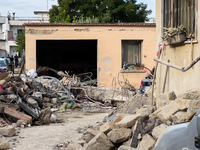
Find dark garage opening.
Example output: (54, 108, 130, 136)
(36, 40, 97, 79)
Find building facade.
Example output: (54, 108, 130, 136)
(156, 0, 199, 96)
(0, 11, 49, 57)
(24, 23, 156, 89)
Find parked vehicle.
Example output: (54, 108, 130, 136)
(153, 109, 200, 150)
(0, 58, 8, 72)
(139, 66, 155, 94)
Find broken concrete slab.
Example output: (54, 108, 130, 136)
(152, 124, 168, 140)
(136, 134, 155, 150)
(156, 91, 177, 109)
(0, 125, 16, 137)
(156, 101, 179, 124)
(116, 114, 141, 128)
(136, 105, 153, 117)
(0, 138, 10, 150)
(100, 121, 116, 134)
(118, 145, 136, 150)
(85, 132, 114, 150)
(172, 111, 187, 124)
(64, 143, 83, 150)
(4, 107, 32, 124)
(107, 128, 132, 144)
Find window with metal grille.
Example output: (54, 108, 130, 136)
(122, 40, 142, 67)
(162, 0, 198, 39)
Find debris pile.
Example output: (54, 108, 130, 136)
(0, 69, 137, 149)
(64, 89, 200, 150)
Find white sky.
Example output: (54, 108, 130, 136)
(0, 0, 155, 18)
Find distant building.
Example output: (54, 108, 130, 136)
(0, 11, 49, 56)
(145, 18, 156, 23)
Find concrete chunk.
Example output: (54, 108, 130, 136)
(100, 121, 116, 134)
(152, 124, 168, 140)
(157, 101, 179, 124)
(156, 91, 177, 109)
(118, 145, 136, 150)
(136, 105, 153, 117)
(107, 128, 132, 144)
(85, 132, 114, 150)
(116, 114, 140, 128)
(84, 129, 100, 143)
(65, 143, 83, 150)
(136, 134, 155, 150)
(172, 111, 187, 124)
(0, 125, 16, 137)
(0, 138, 10, 150)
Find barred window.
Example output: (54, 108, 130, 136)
(162, 0, 198, 39)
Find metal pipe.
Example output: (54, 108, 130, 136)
(154, 55, 200, 72)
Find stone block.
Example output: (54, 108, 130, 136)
(178, 89, 200, 100)
(115, 113, 131, 120)
(118, 145, 136, 150)
(107, 128, 132, 144)
(0, 125, 16, 137)
(84, 129, 100, 143)
(65, 143, 83, 150)
(156, 91, 176, 109)
(116, 114, 141, 128)
(85, 132, 114, 150)
(152, 124, 168, 140)
(172, 111, 187, 124)
(123, 139, 132, 146)
(4, 107, 32, 124)
(100, 121, 116, 134)
(136, 105, 153, 117)
(157, 101, 179, 124)
(0, 138, 10, 150)
(136, 134, 155, 150)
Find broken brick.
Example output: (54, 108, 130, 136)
(4, 107, 32, 124)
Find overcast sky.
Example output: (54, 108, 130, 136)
(0, 0, 155, 18)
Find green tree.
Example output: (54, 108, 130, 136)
(15, 30, 25, 56)
(49, 0, 152, 23)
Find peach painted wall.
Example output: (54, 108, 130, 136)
(25, 24, 156, 89)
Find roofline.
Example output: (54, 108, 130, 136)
(34, 11, 49, 14)
(23, 23, 156, 27)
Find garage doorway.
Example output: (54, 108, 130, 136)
(36, 40, 97, 79)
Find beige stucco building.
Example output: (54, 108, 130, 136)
(24, 23, 156, 89)
(156, 0, 199, 96)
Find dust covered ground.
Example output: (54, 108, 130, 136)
(6, 112, 108, 150)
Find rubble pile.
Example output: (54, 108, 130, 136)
(63, 89, 200, 150)
(0, 70, 137, 149)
